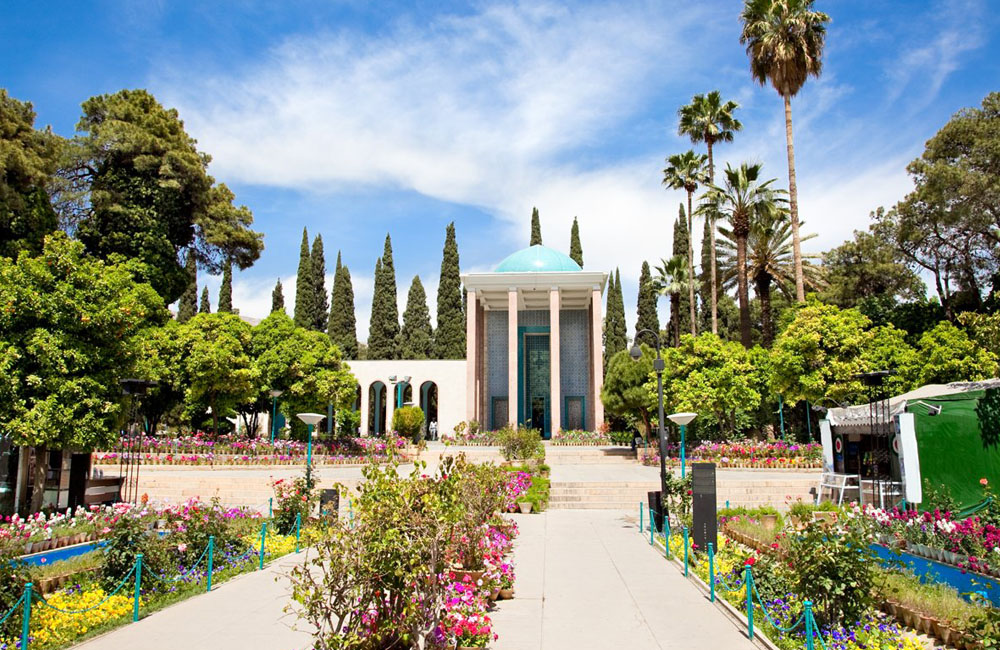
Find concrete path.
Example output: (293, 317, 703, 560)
(76, 552, 314, 650)
(491, 510, 756, 650)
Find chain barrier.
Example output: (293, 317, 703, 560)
(750, 580, 806, 633)
(141, 544, 211, 585)
(32, 565, 134, 615)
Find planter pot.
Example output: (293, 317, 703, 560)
(498, 588, 514, 600)
(812, 511, 837, 525)
(518, 502, 533, 514)
(490, 587, 501, 601)
(451, 570, 485, 585)
(939, 625, 953, 646)
(760, 514, 778, 531)
(919, 614, 934, 635)
(883, 600, 897, 617)
(457, 646, 487, 650)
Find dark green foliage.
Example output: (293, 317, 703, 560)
(218, 262, 233, 313)
(177, 250, 198, 322)
(400, 276, 433, 359)
(635, 260, 659, 337)
(698, 219, 713, 331)
(603, 269, 628, 370)
(569, 217, 583, 267)
(101, 509, 170, 588)
(435, 222, 466, 359)
(310, 234, 329, 331)
(200, 286, 211, 314)
(530, 207, 542, 245)
(271, 278, 285, 314)
(668, 207, 692, 338)
(392, 405, 425, 443)
(820, 228, 924, 308)
(294, 228, 314, 329)
(328, 256, 359, 359)
(367, 234, 400, 360)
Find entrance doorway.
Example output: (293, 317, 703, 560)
(521, 332, 550, 437)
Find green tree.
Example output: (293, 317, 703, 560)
(663, 151, 709, 336)
(328, 256, 359, 359)
(176, 250, 198, 323)
(218, 261, 233, 313)
(67, 89, 263, 303)
(667, 210, 692, 340)
(199, 286, 211, 314)
(601, 346, 658, 442)
(906, 321, 999, 386)
(434, 222, 465, 359)
(740, 0, 831, 303)
(635, 261, 660, 338)
(653, 255, 691, 347)
(368, 234, 400, 360)
(294, 228, 314, 328)
(603, 268, 628, 370)
(134, 321, 186, 433)
(271, 278, 285, 314)
(311, 234, 329, 331)
(0, 90, 62, 259)
(820, 227, 925, 309)
(569, 217, 583, 267)
(678, 91, 743, 334)
(530, 207, 542, 246)
(400, 276, 433, 359)
(0, 233, 164, 510)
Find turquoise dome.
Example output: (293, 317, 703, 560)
(495, 245, 583, 273)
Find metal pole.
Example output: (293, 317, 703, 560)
(327, 403, 333, 435)
(639, 502, 644, 533)
(683, 526, 689, 577)
(306, 424, 313, 488)
(207, 536, 214, 592)
(133, 554, 143, 622)
(268, 497, 273, 518)
(680, 423, 687, 479)
(665, 518, 671, 559)
(649, 516, 654, 545)
(745, 566, 754, 640)
(270, 396, 278, 443)
(708, 543, 715, 602)
(778, 395, 785, 441)
(656, 357, 667, 525)
(259, 522, 267, 570)
(21, 583, 32, 650)
(295, 512, 301, 553)
(805, 600, 814, 650)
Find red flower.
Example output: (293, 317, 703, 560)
(745, 557, 757, 567)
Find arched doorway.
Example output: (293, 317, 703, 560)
(419, 381, 439, 439)
(368, 381, 387, 435)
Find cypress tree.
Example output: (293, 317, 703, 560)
(272, 278, 285, 314)
(569, 216, 583, 267)
(367, 234, 400, 359)
(698, 218, 713, 333)
(635, 260, 659, 336)
(177, 250, 198, 322)
(435, 222, 466, 359)
(199, 286, 211, 314)
(603, 269, 627, 370)
(294, 228, 315, 328)
(669, 206, 692, 339)
(400, 275, 433, 359)
(218, 261, 233, 313)
(530, 207, 542, 245)
(310, 234, 329, 331)
(328, 257, 359, 359)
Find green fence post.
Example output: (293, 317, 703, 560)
(348, 499, 354, 529)
(639, 502, 644, 533)
(726, 500, 730, 510)
(268, 497, 273, 518)
(745, 566, 754, 640)
(683, 527, 689, 577)
(259, 522, 267, 570)
(649, 515, 654, 545)
(805, 600, 815, 650)
(708, 543, 715, 602)
(21, 582, 32, 650)
(206, 536, 214, 592)
(665, 519, 671, 559)
(133, 554, 143, 622)
(295, 512, 301, 553)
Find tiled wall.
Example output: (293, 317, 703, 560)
(560, 309, 590, 428)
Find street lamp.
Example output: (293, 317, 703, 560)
(296, 412, 324, 488)
(388, 375, 412, 408)
(269, 390, 283, 443)
(630, 330, 666, 530)
(667, 412, 697, 478)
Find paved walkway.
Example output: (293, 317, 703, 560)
(491, 510, 757, 650)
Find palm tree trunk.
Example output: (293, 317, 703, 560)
(707, 142, 718, 335)
(670, 293, 680, 346)
(756, 272, 774, 347)
(686, 190, 697, 337)
(736, 235, 751, 348)
(784, 93, 805, 303)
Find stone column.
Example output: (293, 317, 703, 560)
(508, 288, 519, 428)
(549, 288, 561, 434)
(359, 381, 370, 436)
(592, 287, 604, 428)
(466, 289, 477, 422)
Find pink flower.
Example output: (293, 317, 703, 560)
(981, 478, 989, 487)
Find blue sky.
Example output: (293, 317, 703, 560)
(4, 0, 998, 339)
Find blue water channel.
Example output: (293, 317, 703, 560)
(871, 544, 1000, 606)
(17, 541, 107, 566)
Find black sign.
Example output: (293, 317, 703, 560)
(691, 463, 717, 551)
(320, 489, 340, 521)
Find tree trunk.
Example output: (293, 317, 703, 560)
(707, 141, 718, 335)
(670, 294, 681, 346)
(784, 93, 805, 303)
(756, 272, 774, 347)
(30, 446, 47, 513)
(686, 190, 697, 337)
(211, 399, 220, 436)
(736, 234, 751, 348)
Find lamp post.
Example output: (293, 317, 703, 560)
(296, 413, 324, 489)
(630, 330, 667, 528)
(667, 412, 697, 479)
(388, 375, 412, 409)
(269, 390, 283, 443)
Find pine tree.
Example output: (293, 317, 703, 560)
(635, 260, 659, 336)
(271, 278, 285, 314)
(569, 216, 583, 267)
(530, 207, 542, 245)
(294, 228, 314, 329)
(328, 258, 359, 359)
(367, 234, 400, 359)
(698, 219, 713, 333)
(435, 222, 466, 359)
(669, 206, 692, 339)
(218, 261, 233, 313)
(603, 269, 627, 371)
(177, 250, 198, 322)
(199, 286, 211, 314)
(310, 234, 329, 331)
(400, 276, 433, 359)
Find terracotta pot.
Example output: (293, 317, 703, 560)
(919, 614, 934, 635)
(457, 646, 486, 650)
(498, 588, 514, 600)
(760, 514, 778, 531)
(939, 625, 953, 646)
(490, 587, 500, 601)
(518, 502, 533, 514)
(452, 569, 485, 585)
(883, 601, 897, 617)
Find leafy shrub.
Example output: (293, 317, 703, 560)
(271, 475, 317, 535)
(608, 430, 633, 445)
(101, 514, 169, 589)
(0, 539, 29, 638)
(336, 408, 361, 436)
(168, 498, 255, 559)
(497, 426, 544, 461)
(392, 405, 425, 443)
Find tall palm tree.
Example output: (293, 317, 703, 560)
(652, 255, 690, 347)
(717, 205, 824, 346)
(662, 150, 709, 337)
(678, 91, 743, 335)
(740, 0, 830, 303)
(705, 162, 786, 348)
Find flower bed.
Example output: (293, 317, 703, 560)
(92, 451, 407, 466)
(97, 433, 409, 458)
(639, 439, 823, 469)
(548, 430, 611, 446)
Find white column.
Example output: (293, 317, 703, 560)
(360, 382, 370, 436)
(592, 287, 604, 429)
(549, 288, 561, 434)
(508, 288, 519, 428)
(466, 289, 478, 422)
